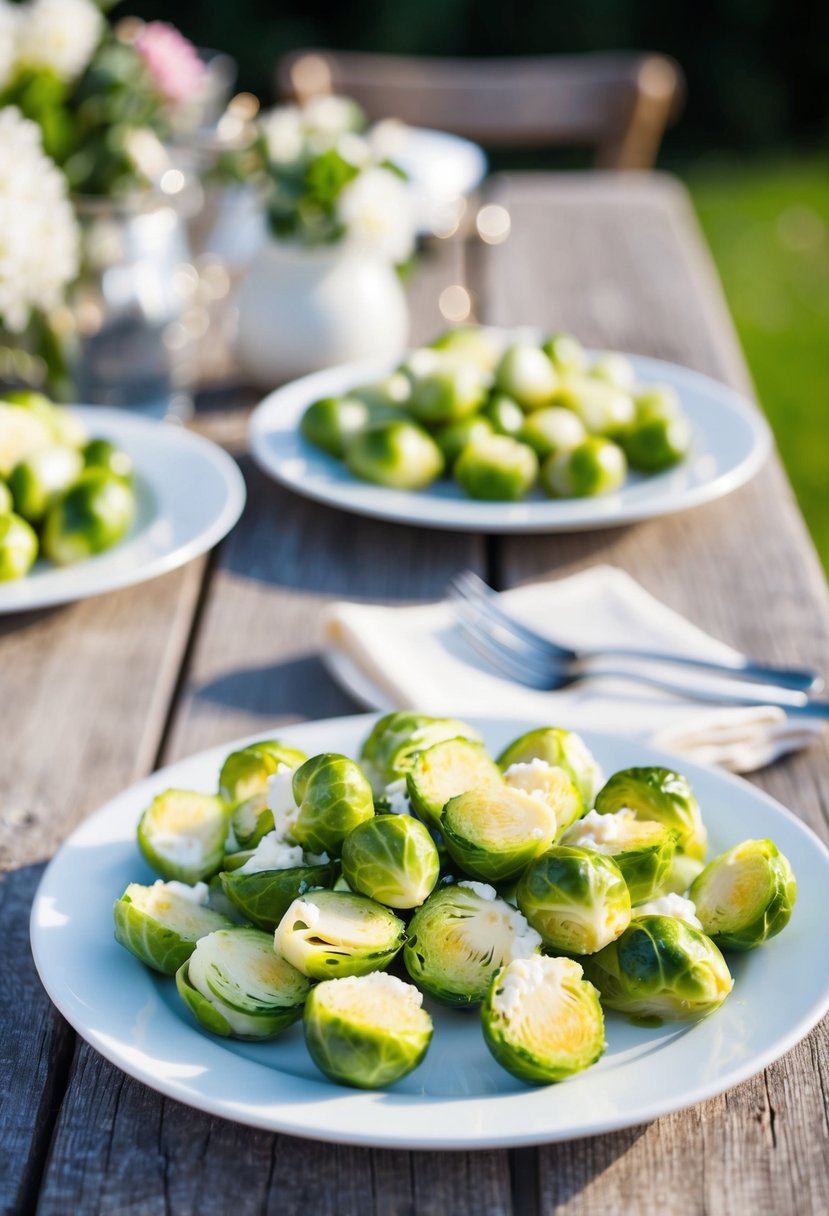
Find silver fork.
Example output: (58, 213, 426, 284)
(451, 575, 829, 715)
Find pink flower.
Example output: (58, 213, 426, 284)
(135, 21, 206, 104)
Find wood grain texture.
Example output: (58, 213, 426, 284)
(471, 174, 829, 1216)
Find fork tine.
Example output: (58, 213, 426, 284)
(450, 589, 561, 679)
(449, 571, 576, 663)
(455, 614, 553, 690)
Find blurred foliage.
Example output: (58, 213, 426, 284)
(690, 157, 829, 568)
(122, 0, 829, 153)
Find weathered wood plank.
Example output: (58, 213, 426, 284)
(470, 174, 829, 1216)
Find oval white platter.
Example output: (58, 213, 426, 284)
(0, 407, 246, 614)
(248, 352, 771, 533)
(30, 714, 829, 1150)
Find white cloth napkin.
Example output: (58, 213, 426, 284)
(322, 566, 823, 774)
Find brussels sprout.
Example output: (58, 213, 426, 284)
(581, 914, 733, 1022)
(0, 512, 38, 580)
(623, 415, 692, 472)
(595, 767, 708, 860)
(498, 727, 603, 807)
(0, 402, 53, 476)
(455, 434, 538, 501)
(589, 352, 636, 390)
(341, 814, 439, 908)
(274, 889, 406, 979)
(542, 437, 627, 498)
(404, 349, 490, 425)
(291, 753, 375, 856)
(137, 789, 228, 884)
(41, 469, 134, 564)
(3, 390, 86, 447)
(442, 786, 558, 883)
(435, 416, 493, 468)
(346, 419, 444, 490)
(689, 839, 796, 951)
(230, 791, 273, 849)
(483, 392, 525, 437)
(177, 926, 311, 1039)
(494, 343, 558, 410)
(657, 853, 706, 897)
(349, 372, 412, 409)
(301, 395, 374, 458)
(360, 712, 480, 793)
(516, 845, 631, 954)
(0, 480, 11, 514)
(502, 759, 584, 837)
(220, 857, 336, 930)
(83, 438, 134, 484)
(561, 809, 677, 905)
(519, 406, 587, 459)
(304, 973, 433, 1089)
(634, 384, 682, 423)
(406, 737, 502, 831)
(541, 333, 588, 375)
(555, 377, 635, 436)
(218, 739, 308, 804)
(481, 955, 605, 1084)
(404, 881, 541, 1006)
(113, 879, 233, 974)
(8, 444, 83, 524)
(430, 326, 502, 372)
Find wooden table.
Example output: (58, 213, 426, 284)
(3, 173, 829, 1216)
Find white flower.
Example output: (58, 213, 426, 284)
(0, 1, 20, 91)
(303, 94, 362, 139)
(17, 0, 103, 82)
(368, 118, 407, 163)
(0, 107, 79, 332)
(260, 105, 306, 167)
(337, 166, 415, 264)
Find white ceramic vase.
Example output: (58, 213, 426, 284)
(234, 238, 410, 386)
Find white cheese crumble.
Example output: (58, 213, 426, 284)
(150, 832, 205, 868)
(323, 971, 423, 1007)
(561, 808, 637, 852)
(504, 758, 555, 803)
(383, 777, 412, 815)
(458, 880, 497, 901)
(237, 831, 306, 874)
(634, 893, 702, 929)
(266, 764, 301, 841)
(491, 954, 584, 1021)
(504, 758, 551, 778)
(156, 880, 209, 904)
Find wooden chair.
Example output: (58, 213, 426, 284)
(277, 50, 684, 170)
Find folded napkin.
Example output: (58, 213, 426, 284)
(322, 566, 823, 774)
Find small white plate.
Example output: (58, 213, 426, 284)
(0, 407, 246, 614)
(31, 715, 829, 1150)
(391, 127, 488, 233)
(249, 352, 771, 534)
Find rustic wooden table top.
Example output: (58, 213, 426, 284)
(3, 171, 829, 1216)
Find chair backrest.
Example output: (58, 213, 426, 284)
(277, 50, 684, 170)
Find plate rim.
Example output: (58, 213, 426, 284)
(30, 712, 829, 1150)
(0, 407, 247, 614)
(248, 350, 772, 534)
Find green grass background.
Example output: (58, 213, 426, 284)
(688, 158, 829, 570)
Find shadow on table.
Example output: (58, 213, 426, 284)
(191, 653, 363, 720)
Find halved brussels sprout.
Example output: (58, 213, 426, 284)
(301, 395, 376, 458)
(454, 434, 538, 501)
(8, 444, 83, 524)
(435, 416, 494, 468)
(589, 352, 636, 390)
(218, 739, 308, 804)
(349, 372, 412, 410)
(219, 861, 335, 930)
(3, 390, 86, 448)
(519, 407, 587, 459)
(657, 852, 705, 897)
(634, 384, 682, 423)
(516, 845, 631, 954)
(83, 437, 134, 484)
(231, 791, 273, 849)
(291, 753, 375, 856)
(561, 809, 677, 905)
(495, 343, 558, 410)
(581, 914, 733, 1022)
(113, 879, 233, 973)
(304, 973, 433, 1089)
(542, 437, 627, 498)
(403, 881, 541, 1006)
(177, 926, 311, 1039)
(442, 786, 558, 883)
(137, 789, 228, 884)
(429, 325, 501, 372)
(503, 759, 584, 837)
(482, 955, 605, 1085)
(41, 469, 134, 564)
(360, 712, 480, 793)
(0, 512, 38, 580)
(498, 727, 603, 807)
(274, 889, 406, 979)
(689, 839, 796, 950)
(341, 814, 440, 908)
(406, 737, 502, 831)
(541, 333, 588, 376)
(405, 351, 490, 425)
(623, 415, 691, 472)
(483, 392, 525, 437)
(595, 767, 707, 860)
(0, 401, 53, 476)
(554, 377, 634, 437)
(346, 419, 444, 490)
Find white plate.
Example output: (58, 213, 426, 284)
(0, 407, 246, 614)
(31, 714, 829, 1150)
(391, 127, 488, 233)
(249, 353, 771, 533)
